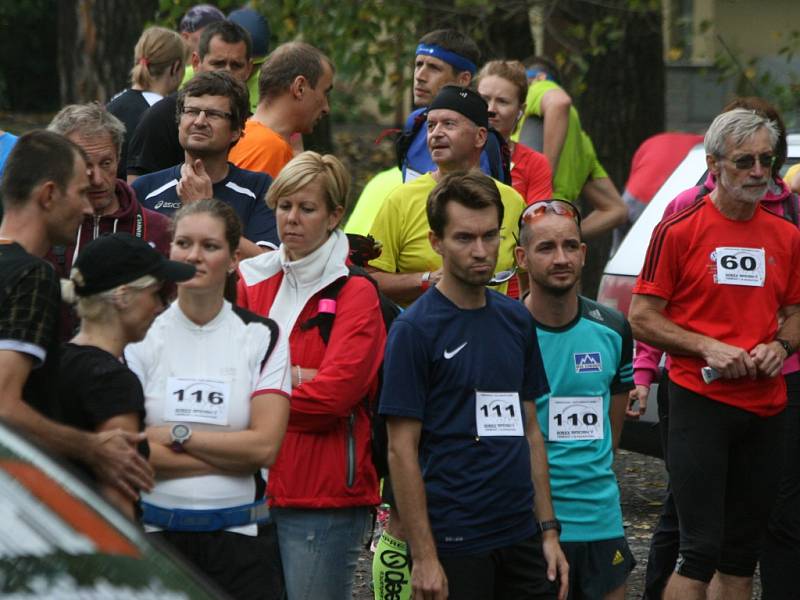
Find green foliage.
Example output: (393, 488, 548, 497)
(711, 27, 800, 129)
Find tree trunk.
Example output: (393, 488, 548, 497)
(58, 0, 159, 105)
(549, 0, 665, 299)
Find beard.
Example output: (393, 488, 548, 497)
(719, 168, 768, 205)
(531, 270, 580, 296)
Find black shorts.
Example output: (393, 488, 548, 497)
(438, 534, 559, 600)
(150, 522, 284, 600)
(667, 380, 784, 583)
(560, 537, 635, 600)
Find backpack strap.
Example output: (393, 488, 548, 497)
(395, 110, 429, 171)
(486, 128, 512, 184)
(782, 192, 799, 227)
(299, 275, 349, 346)
(693, 183, 712, 203)
(299, 265, 385, 346)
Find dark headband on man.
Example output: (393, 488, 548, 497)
(416, 44, 477, 76)
(428, 85, 489, 129)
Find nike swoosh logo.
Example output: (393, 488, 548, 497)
(444, 342, 468, 359)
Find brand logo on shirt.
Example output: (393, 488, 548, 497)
(574, 352, 602, 373)
(443, 342, 468, 360)
(588, 308, 604, 321)
(154, 200, 181, 210)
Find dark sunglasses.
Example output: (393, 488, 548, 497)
(519, 200, 582, 229)
(723, 153, 775, 171)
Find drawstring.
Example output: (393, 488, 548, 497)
(71, 222, 83, 268)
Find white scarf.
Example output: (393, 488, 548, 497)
(239, 230, 350, 336)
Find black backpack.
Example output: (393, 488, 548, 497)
(394, 108, 512, 184)
(299, 237, 401, 479)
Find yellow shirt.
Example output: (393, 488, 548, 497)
(368, 173, 525, 300)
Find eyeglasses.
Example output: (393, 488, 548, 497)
(487, 265, 517, 286)
(519, 200, 582, 228)
(722, 153, 775, 171)
(181, 106, 233, 122)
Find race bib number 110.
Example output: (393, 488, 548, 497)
(548, 396, 604, 442)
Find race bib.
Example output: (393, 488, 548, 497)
(475, 391, 524, 437)
(714, 247, 765, 287)
(164, 377, 231, 426)
(548, 396, 603, 442)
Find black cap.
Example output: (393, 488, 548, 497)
(428, 85, 489, 129)
(72, 233, 196, 296)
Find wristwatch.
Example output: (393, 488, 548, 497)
(775, 337, 794, 357)
(170, 423, 192, 453)
(539, 519, 562, 534)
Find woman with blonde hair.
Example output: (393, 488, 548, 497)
(237, 151, 386, 600)
(57, 232, 195, 518)
(108, 26, 186, 178)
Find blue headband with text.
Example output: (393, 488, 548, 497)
(416, 44, 477, 76)
(525, 68, 555, 82)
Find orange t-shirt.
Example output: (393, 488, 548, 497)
(633, 196, 800, 416)
(229, 119, 294, 179)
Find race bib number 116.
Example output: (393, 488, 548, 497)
(164, 377, 231, 426)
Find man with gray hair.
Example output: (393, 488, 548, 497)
(229, 41, 334, 179)
(629, 108, 800, 600)
(46, 103, 172, 338)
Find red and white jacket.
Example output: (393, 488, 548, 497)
(237, 231, 383, 508)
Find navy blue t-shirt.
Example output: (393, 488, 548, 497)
(132, 162, 278, 246)
(379, 287, 550, 556)
(402, 108, 500, 182)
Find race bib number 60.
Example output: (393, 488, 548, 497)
(714, 247, 765, 287)
(164, 377, 231, 426)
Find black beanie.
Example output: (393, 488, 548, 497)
(428, 85, 489, 129)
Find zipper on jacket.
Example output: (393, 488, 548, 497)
(93, 215, 100, 240)
(346, 413, 356, 488)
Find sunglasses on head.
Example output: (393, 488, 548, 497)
(519, 200, 582, 229)
(723, 153, 775, 171)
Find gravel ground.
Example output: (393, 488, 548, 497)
(352, 450, 763, 599)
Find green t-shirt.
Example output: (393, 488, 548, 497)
(515, 80, 607, 202)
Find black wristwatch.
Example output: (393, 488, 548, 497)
(539, 519, 562, 534)
(775, 338, 794, 358)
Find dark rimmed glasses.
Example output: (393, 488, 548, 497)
(181, 106, 233, 123)
(722, 153, 775, 171)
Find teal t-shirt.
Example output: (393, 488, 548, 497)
(533, 297, 633, 542)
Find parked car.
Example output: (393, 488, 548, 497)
(598, 134, 800, 457)
(0, 420, 226, 599)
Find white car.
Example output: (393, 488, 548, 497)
(597, 134, 800, 456)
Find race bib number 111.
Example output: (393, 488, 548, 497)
(475, 391, 524, 437)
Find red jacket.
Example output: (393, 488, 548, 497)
(237, 266, 384, 509)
